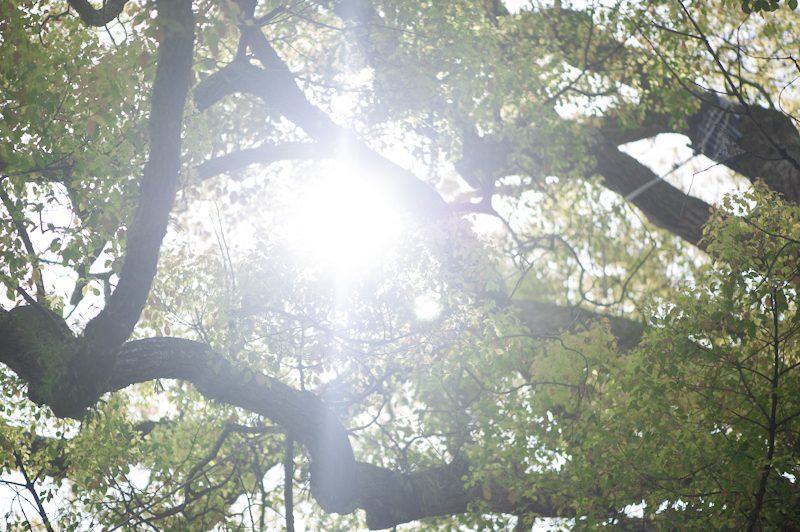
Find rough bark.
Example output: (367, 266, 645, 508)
(590, 140, 711, 246)
(684, 99, 800, 202)
(599, 99, 800, 204)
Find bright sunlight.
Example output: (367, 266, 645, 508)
(284, 160, 406, 273)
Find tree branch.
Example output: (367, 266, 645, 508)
(106, 337, 358, 515)
(598, 98, 800, 204)
(194, 34, 451, 220)
(512, 299, 644, 351)
(685, 97, 800, 202)
(12, 450, 55, 532)
(0, 182, 46, 300)
(196, 142, 332, 182)
(1, 293, 646, 528)
(102, 337, 576, 527)
(81, 0, 194, 355)
(591, 139, 711, 246)
(67, 0, 128, 27)
(457, 130, 712, 246)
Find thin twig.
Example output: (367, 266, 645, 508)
(283, 436, 295, 532)
(12, 451, 55, 532)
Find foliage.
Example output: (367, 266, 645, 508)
(1, 0, 799, 530)
(742, 0, 798, 13)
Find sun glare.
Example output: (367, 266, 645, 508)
(285, 162, 406, 273)
(413, 293, 442, 321)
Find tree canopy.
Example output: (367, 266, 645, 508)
(1, 0, 800, 529)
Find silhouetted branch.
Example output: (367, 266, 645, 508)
(67, 0, 128, 26)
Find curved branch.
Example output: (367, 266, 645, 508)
(194, 39, 451, 220)
(107, 338, 358, 515)
(81, 0, 194, 355)
(1, 298, 640, 528)
(104, 337, 573, 528)
(67, 0, 128, 26)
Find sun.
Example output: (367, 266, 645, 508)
(284, 160, 406, 274)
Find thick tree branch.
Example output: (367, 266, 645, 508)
(1, 293, 643, 528)
(459, 130, 712, 246)
(685, 98, 800, 202)
(598, 98, 800, 204)
(81, 0, 194, 354)
(196, 142, 332, 181)
(591, 140, 711, 246)
(194, 34, 451, 220)
(105, 337, 574, 528)
(512, 299, 644, 351)
(106, 337, 358, 515)
(355, 460, 573, 529)
(67, 0, 128, 26)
